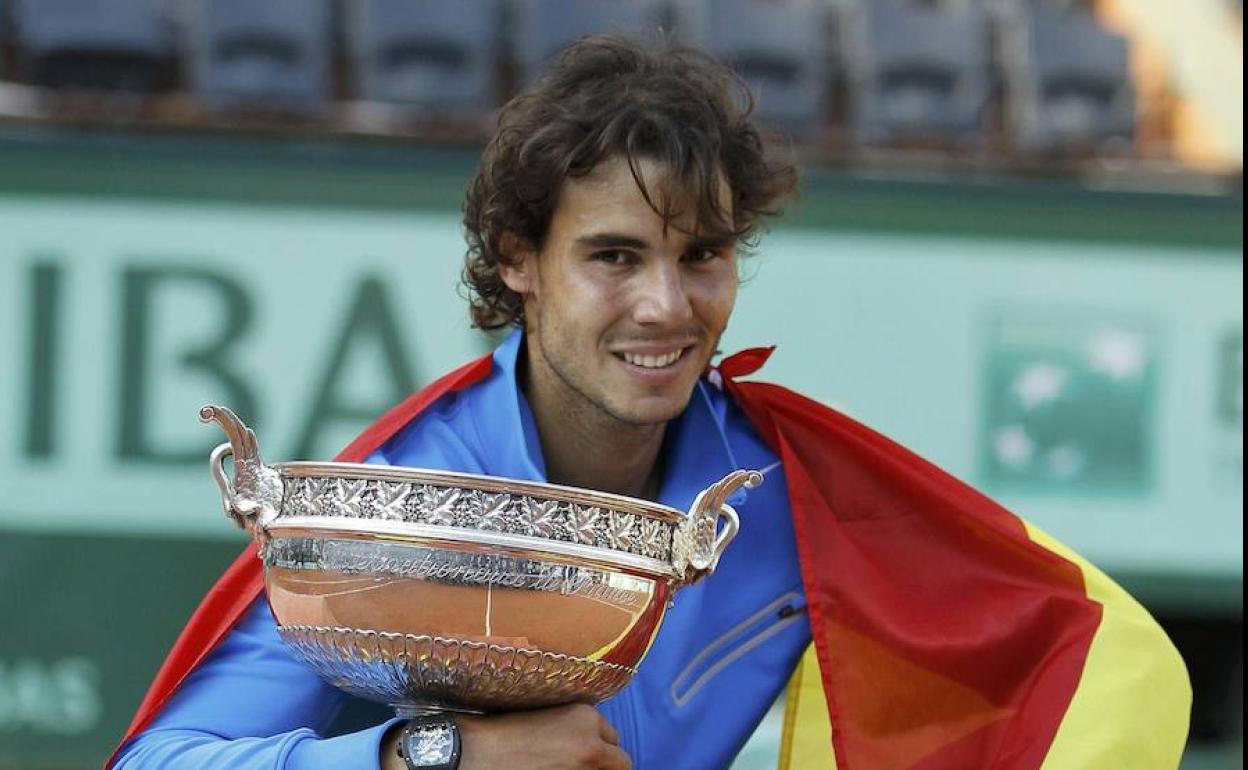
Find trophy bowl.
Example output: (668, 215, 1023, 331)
(200, 404, 762, 718)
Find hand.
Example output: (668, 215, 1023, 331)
(380, 704, 631, 770)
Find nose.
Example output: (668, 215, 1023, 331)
(632, 261, 694, 327)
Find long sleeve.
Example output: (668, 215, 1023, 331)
(112, 598, 400, 770)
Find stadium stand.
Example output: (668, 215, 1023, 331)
(511, 0, 667, 86)
(344, 0, 500, 116)
(1003, 2, 1136, 153)
(846, 0, 991, 147)
(10, 0, 175, 93)
(679, 0, 829, 137)
(187, 0, 332, 115)
(0, 0, 1237, 175)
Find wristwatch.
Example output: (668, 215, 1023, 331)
(397, 713, 462, 770)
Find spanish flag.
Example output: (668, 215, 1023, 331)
(719, 347, 1192, 770)
(108, 347, 1191, 769)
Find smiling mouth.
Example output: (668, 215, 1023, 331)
(613, 347, 691, 370)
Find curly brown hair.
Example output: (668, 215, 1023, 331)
(462, 33, 799, 330)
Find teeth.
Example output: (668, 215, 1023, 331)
(622, 349, 683, 369)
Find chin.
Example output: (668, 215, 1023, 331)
(610, 394, 694, 427)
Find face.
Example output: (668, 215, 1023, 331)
(500, 155, 739, 428)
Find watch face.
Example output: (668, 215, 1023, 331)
(405, 723, 455, 766)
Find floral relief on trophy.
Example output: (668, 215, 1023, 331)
(608, 512, 638, 552)
(329, 479, 369, 519)
(639, 518, 669, 561)
(421, 485, 461, 527)
(281, 478, 302, 517)
(375, 482, 411, 522)
(522, 497, 563, 539)
(571, 505, 603, 544)
(279, 475, 685, 562)
(478, 492, 514, 532)
(292, 477, 329, 518)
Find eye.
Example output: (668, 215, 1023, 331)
(683, 247, 722, 264)
(591, 250, 637, 266)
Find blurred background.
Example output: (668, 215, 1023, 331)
(0, 0, 1240, 768)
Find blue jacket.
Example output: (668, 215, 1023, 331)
(115, 330, 810, 770)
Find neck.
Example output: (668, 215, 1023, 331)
(521, 345, 666, 500)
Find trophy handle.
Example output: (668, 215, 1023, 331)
(675, 469, 763, 586)
(200, 404, 283, 545)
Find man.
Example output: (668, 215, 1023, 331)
(111, 35, 1190, 770)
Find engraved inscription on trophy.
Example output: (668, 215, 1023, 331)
(270, 539, 648, 611)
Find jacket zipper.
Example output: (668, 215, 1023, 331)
(670, 592, 807, 707)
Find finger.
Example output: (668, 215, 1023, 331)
(599, 743, 632, 770)
(598, 717, 620, 746)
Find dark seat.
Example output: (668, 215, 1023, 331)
(12, 0, 175, 92)
(1007, 6, 1135, 152)
(189, 0, 330, 113)
(682, 0, 828, 136)
(345, 0, 499, 113)
(512, 0, 666, 86)
(849, 0, 990, 145)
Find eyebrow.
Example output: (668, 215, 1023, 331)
(575, 233, 651, 250)
(574, 232, 736, 251)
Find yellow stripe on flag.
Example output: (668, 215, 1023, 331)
(778, 644, 837, 770)
(1025, 523, 1192, 770)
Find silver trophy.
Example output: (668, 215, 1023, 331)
(201, 404, 761, 720)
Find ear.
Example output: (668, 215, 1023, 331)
(497, 232, 539, 295)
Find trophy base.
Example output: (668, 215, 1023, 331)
(278, 625, 636, 713)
